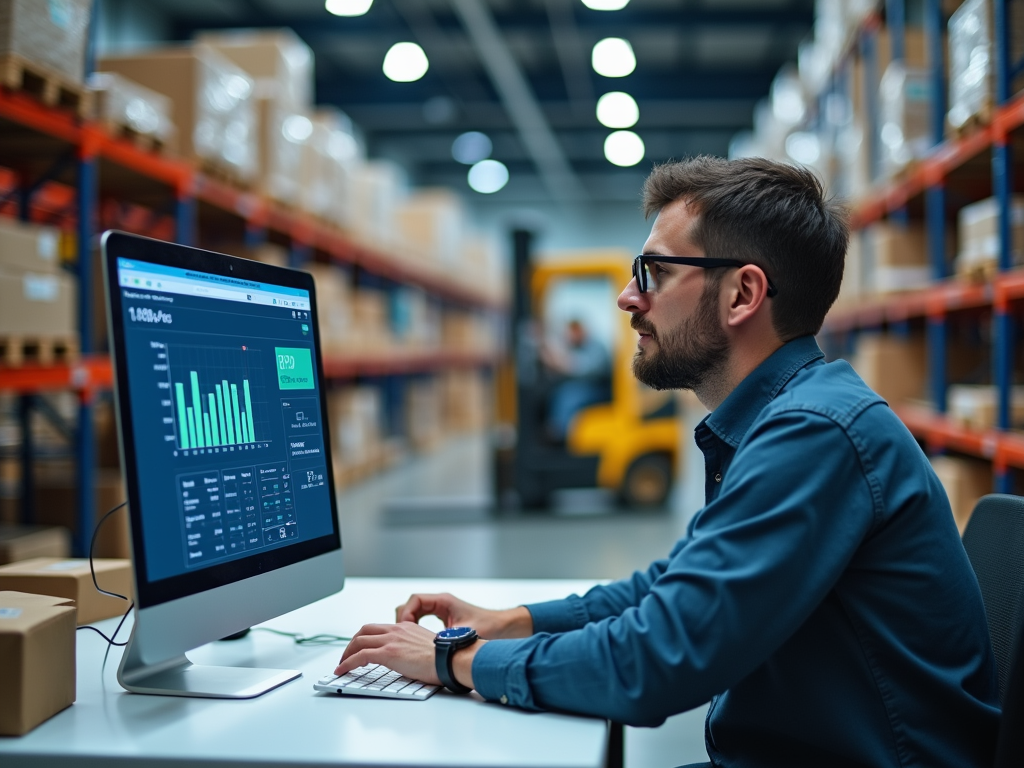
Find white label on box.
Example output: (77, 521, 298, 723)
(44, 559, 89, 571)
(0, 608, 23, 619)
(48, 0, 73, 29)
(37, 231, 58, 261)
(23, 274, 59, 302)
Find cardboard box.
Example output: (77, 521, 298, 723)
(930, 455, 992, 534)
(32, 466, 129, 559)
(0, 591, 76, 736)
(0, 0, 92, 84)
(351, 161, 405, 248)
(947, 384, 1024, 430)
(0, 270, 76, 337)
(849, 334, 928, 405)
(88, 71, 175, 145)
(0, 525, 71, 565)
(0, 557, 131, 625)
(0, 217, 60, 274)
(303, 264, 353, 355)
(396, 189, 466, 269)
(956, 195, 1024, 275)
(99, 44, 257, 181)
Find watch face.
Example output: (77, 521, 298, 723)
(437, 626, 475, 641)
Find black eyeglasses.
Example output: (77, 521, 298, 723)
(632, 255, 778, 297)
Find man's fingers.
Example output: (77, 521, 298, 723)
(338, 627, 390, 664)
(396, 593, 450, 624)
(395, 595, 425, 623)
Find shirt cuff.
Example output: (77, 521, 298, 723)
(524, 594, 590, 634)
(471, 637, 540, 710)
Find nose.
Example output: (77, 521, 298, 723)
(617, 276, 649, 314)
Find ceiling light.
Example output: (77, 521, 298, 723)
(596, 92, 638, 128)
(581, 0, 630, 9)
(325, 0, 373, 17)
(604, 130, 644, 166)
(591, 38, 635, 77)
(383, 42, 428, 83)
(452, 131, 492, 164)
(467, 159, 509, 194)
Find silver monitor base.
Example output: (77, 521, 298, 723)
(118, 626, 300, 699)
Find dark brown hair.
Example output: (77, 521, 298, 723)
(642, 156, 848, 341)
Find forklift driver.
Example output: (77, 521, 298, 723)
(335, 156, 999, 768)
(539, 318, 611, 442)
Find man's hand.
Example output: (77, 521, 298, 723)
(334, 621, 485, 691)
(395, 593, 533, 639)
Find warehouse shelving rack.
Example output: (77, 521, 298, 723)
(819, 0, 1024, 494)
(0, 87, 504, 557)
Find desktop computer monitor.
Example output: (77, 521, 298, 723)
(101, 231, 344, 698)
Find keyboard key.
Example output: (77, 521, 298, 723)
(318, 675, 338, 685)
(382, 681, 411, 692)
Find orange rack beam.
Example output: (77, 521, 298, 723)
(895, 403, 1024, 471)
(0, 357, 113, 394)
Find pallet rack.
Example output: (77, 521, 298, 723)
(0, 87, 504, 557)
(819, 0, 1024, 494)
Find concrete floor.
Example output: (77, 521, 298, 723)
(336, 433, 710, 768)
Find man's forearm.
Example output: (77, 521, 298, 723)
(498, 606, 534, 638)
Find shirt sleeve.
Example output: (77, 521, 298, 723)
(472, 409, 879, 726)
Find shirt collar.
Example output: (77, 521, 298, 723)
(703, 335, 825, 448)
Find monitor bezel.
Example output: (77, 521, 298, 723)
(102, 230, 343, 610)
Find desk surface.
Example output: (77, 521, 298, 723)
(0, 577, 608, 768)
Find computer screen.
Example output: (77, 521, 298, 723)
(104, 232, 342, 610)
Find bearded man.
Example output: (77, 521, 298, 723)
(335, 157, 1000, 768)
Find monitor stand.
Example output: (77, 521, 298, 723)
(117, 624, 300, 699)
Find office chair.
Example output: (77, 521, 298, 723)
(960, 493, 1024, 768)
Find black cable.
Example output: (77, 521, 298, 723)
(252, 627, 352, 646)
(89, 500, 129, 601)
(76, 500, 132, 647)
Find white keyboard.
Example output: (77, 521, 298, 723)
(313, 664, 440, 700)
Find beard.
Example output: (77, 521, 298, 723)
(630, 281, 729, 391)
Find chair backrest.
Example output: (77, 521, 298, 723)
(995, 612, 1024, 768)
(961, 494, 1024, 703)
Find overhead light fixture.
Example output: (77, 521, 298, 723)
(468, 159, 509, 194)
(325, 0, 373, 17)
(604, 130, 644, 166)
(592, 38, 636, 78)
(452, 131, 492, 164)
(581, 0, 630, 8)
(383, 42, 429, 82)
(596, 92, 638, 128)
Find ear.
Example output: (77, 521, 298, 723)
(724, 265, 771, 329)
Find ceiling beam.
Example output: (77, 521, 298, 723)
(449, 0, 586, 204)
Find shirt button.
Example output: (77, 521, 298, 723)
(500, 695, 508, 705)
(714, 473, 722, 483)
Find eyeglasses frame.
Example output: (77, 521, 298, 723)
(632, 255, 778, 298)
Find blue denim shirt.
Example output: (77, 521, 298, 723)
(472, 335, 1000, 768)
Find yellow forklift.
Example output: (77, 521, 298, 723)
(493, 230, 679, 509)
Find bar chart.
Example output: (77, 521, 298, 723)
(166, 345, 272, 451)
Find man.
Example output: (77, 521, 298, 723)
(540, 318, 611, 441)
(336, 157, 999, 767)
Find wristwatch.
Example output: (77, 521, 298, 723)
(434, 626, 478, 693)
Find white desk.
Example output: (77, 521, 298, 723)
(0, 577, 609, 768)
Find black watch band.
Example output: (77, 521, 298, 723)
(434, 627, 477, 694)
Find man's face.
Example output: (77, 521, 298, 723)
(616, 198, 729, 391)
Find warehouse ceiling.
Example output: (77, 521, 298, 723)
(154, 0, 814, 205)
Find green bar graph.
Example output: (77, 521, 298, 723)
(243, 380, 255, 445)
(190, 371, 205, 448)
(174, 371, 261, 449)
(175, 383, 190, 449)
(230, 384, 243, 444)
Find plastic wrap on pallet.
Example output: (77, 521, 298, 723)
(879, 62, 933, 178)
(0, 0, 91, 83)
(956, 195, 1024, 273)
(88, 72, 175, 145)
(351, 160, 406, 248)
(300, 108, 361, 226)
(947, 0, 991, 131)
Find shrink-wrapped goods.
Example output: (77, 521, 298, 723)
(947, 384, 1024, 430)
(879, 62, 933, 178)
(0, 0, 91, 83)
(198, 30, 315, 205)
(351, 160, 406, 248)
(396, 189, 466, 271)
(929, 456, 992, 534)
(88, 71, 175, 147)
(864, 222, 932, 295)
(99, 44, 257, 182)
(300, 108, 360, 227)
(956, 195, 1024, 277)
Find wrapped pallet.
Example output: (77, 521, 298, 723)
(328, 386, 383, 482)
(198, 29, 315, 206)
(88, 71, 175, 148)
(879, 62, 933, 179)
(351, 160, 405, 249)
(0, 0, 91, 83)
(99, 44, 257, 183)
(956, 195, 1024, 278)
(396, 188, 466, 272)
(302, 264, 353, 356)
(864, 222, 932, 295)
(930, 455, 992, 534)
(300, 108, 360, 228)
(947, 384, 1024, 430)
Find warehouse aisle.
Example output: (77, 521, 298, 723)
(335, 433, 709, 767)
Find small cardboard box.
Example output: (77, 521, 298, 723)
(930, 456, 992, 534)
(0, 218, 60, 275)
(0, 591, 76, 736)
(0, 558, 132, 625)
(0, 525, 71, 565)
(0, 270, 76, 337)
